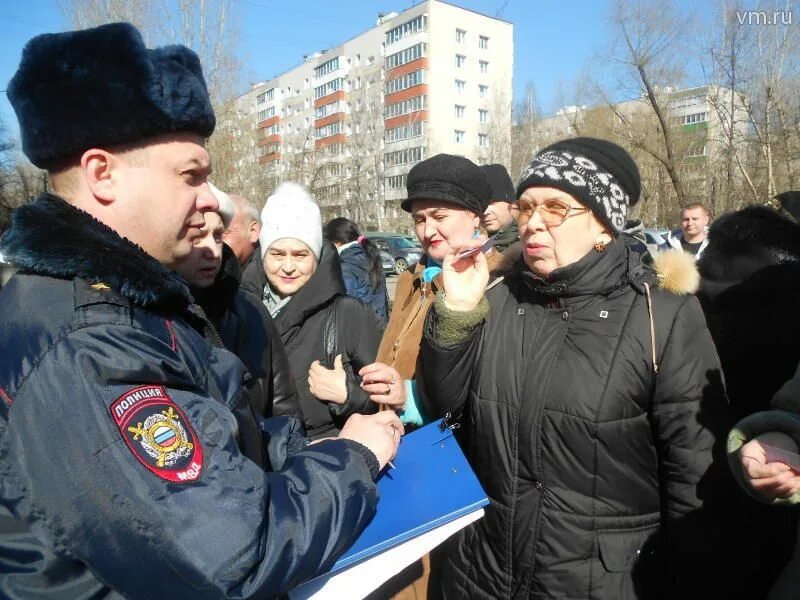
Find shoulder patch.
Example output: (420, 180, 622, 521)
(110, 385, 203, 483)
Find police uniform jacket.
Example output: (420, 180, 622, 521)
(0, 194, 379, 599)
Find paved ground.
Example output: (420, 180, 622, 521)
(386, 274, 398, 305)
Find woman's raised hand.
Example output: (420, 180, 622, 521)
(441, 238, 490, 312)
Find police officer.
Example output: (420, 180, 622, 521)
(0, 22, 402, 598)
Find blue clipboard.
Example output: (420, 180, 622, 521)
(328, 418, 489, 572)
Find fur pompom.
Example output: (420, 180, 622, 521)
(652, 249, 700, 295)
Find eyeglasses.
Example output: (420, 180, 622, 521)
(509, 199, 592, 227)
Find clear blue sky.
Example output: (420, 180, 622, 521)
(1, 0, 712, 143)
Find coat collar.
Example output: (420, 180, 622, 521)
(0, 193, 193, 310)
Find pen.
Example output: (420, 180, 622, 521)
(379, 401, 398, 470)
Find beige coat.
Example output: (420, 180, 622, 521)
(376, 242, 521, 379)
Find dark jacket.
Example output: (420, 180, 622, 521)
(491, 221, 519, 253)
(193, 244, 300, 420)
(0, 195, 379, 599)
(698, 205, 800, 599)
(421, 239, 726, 599)
(339, 243, 389, 326)
(240, 241, 266, 299)
(272, 242, 383, 439)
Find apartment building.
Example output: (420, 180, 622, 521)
(525, 85, 750, 221)
(237, 0, 513, 226)
(532, 85, 748, 164)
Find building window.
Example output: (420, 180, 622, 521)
(480, 60, 489, 74)
(384, 95, 427, 118)
(386, 174, 408, 190)
(479, 84, 489, 98)
(455, 79, 466, 94)
(478, 133, 489, 147)
(385, 15, 427, 45)
(479, 35, 489, 49)
(454, 130, 465, 144)
(264, 123, 280, 137)
(385, 121, 425, 143)
(680, 112, 708, 125)
(456, 54, 466, 68)
(478, 109, 488, 123)
(686, 143, 707, 157)
(385, 69, 426, 95)
(315, 120, 343, 139)
(455, 105, 465, 118)
(314, 57, 340, 78)
(456, 28, 466, 43)
(384, 146, 425, 168)
(385, 42, 427, 70)
(314, 78, 344, 99)
(314, 100, 344, 119)
(256, 93, 266, 105)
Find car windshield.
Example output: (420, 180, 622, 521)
(388, 237, 417, 249)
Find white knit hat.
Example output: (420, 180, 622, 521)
(259, 182, 322, 259)
(208, 181, 234, 228)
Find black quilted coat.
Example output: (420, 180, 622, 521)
(421, 239, 726, 599)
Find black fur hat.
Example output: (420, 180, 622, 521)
(8, 22, 215, 169)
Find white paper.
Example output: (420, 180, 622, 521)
(289, 508, 485, 600)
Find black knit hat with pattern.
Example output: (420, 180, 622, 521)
(516, 137, 641, 236)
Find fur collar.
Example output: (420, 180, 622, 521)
(0, 193, 192, 310)
(699, 205, 800, 281)
(698, 205, 800, 305)
(507, 235, 699, 299)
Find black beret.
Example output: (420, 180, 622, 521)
(8, 22, 215, 169)
(402, 153, 490, 215)
(481, 164, 515, 202)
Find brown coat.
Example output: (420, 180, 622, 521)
(376, 242, 521, 380)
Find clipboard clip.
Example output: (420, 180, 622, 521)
(439, 411, 461, 433)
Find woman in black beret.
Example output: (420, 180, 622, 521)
(419, 138, 727, 599)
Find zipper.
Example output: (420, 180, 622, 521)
(520, 304, 569, 596)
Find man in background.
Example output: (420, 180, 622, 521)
(480, 163, 518, 254)
(662, 203, 711, 259)
(223, 193, 261, 266)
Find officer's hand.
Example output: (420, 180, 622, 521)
(339, 412, 403, 471)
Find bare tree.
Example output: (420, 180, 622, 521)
(343, 70, 386, 228)
(0, 121, 47, 234)
(607, 0, 689, 206)
(509, 82, 542, 180)
(60, 0, 239, 103)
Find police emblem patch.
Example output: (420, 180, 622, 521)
(110, 385, 203, 483)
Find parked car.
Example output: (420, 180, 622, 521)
(380, 250, 395, 275)
(365, 233, 423, 273)
(643, 228, 668, 253)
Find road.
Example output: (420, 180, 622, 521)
(386, 273, 398, 305)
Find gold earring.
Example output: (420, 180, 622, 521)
(594, 239, 607, 253)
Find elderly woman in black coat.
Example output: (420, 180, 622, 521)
(420, 138, 726, 599)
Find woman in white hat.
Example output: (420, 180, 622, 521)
(259, 183, 386, 439)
